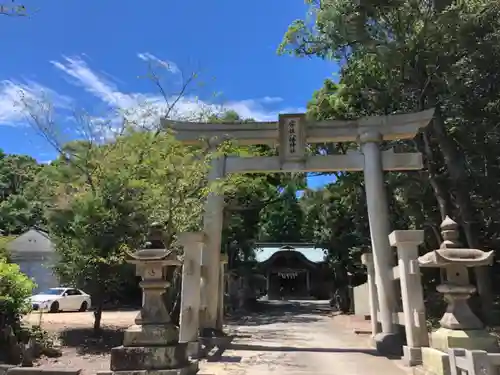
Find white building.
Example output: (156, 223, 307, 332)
(7, 229, 59, 293)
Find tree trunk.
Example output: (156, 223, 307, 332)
(162, 268, 182, 325)
(171, 288, 182, 326)
(93, 299, 103, 334)
(170, 269, 182, 326)
(430, 105, 493, 324)
(416, 131, 452, 221)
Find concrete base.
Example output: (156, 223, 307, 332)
(403, 346, 423, 366)
(414, 347, 450, 375)
(97, 361, 199, 375)
(415, 328, 500, 375)
(197, 335, 233, 358)
(374, 332, 402, 357)
(430, 328, 499, 352)
(185, 341, 201, 358)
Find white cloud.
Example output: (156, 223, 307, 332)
(0, 80, 72, 126)
(51, 56, 136, 108)
(137, 52, 180, 74)
(0, 54, 304, 137)
(259, 96, 284, 104)
(49, 55, 304, 126)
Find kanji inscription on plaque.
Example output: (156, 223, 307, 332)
(288, 120, 297, 153)
(279, 114, 306, 162)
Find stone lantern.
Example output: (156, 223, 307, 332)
(416, 217, 496, 375)
(102, 223, 198, 375)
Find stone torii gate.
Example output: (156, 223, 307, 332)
(164, 108, 434, 354)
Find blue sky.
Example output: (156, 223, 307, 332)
(0, 0, 338, 188)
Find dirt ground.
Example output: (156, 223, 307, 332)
(24, 302, 409, 375)
(24, 310, 138, 373)
(25, 310, 138, 329)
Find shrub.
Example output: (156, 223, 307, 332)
(0, 257, 36, 364)
(0, 257, 35, 328)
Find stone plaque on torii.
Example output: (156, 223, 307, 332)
(162, 108, 435, 356)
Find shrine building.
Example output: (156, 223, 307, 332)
(255, 244, 334, 300)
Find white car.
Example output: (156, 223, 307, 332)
(29, 287, 91, 313)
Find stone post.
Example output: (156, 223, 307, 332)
(359, 131, 400, 354)
(216, 254, 228, 330)
(201, 151, 225, 334)
(389, 230, 429, 366)
(178, 232, 205, 353)
(361, 252, 379, 338)
(103, 223, 198, 375)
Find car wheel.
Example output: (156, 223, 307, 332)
(79, 301, 88, 312)
(49, 301, 59, 313)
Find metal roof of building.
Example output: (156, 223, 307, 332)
(255, 246, 326, 263)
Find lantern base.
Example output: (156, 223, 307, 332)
(123, 324, 179, 346)
(108, 344, 198, 374)
(98, 360, 198, 375)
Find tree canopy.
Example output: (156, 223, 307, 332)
(277, 0, 500, 321)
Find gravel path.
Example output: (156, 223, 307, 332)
(201, 300, 409, 375)
(29, 302, 409, 375)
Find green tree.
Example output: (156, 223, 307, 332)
(0, 1, 26, 16)
(258, 185, 304, 243)
(45, 169, 150, 331)
(0, 152, 45, 234)
(19, 61, 217, 329)
(31, 129, 213, 332)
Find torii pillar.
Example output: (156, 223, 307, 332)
(359, 130, 400, 353)
(200, 147, 225, 334)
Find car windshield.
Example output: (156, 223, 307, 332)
(38, 289, 64, 295)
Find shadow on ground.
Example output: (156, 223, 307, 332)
(227, 300, 332, 326)
(206, 339, 401, 364)
(227, 343, 400, 359)
(202, 336, 243, 363)
(58, 327, 124, 355)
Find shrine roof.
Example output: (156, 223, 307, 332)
(255, 246, 326, 263)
